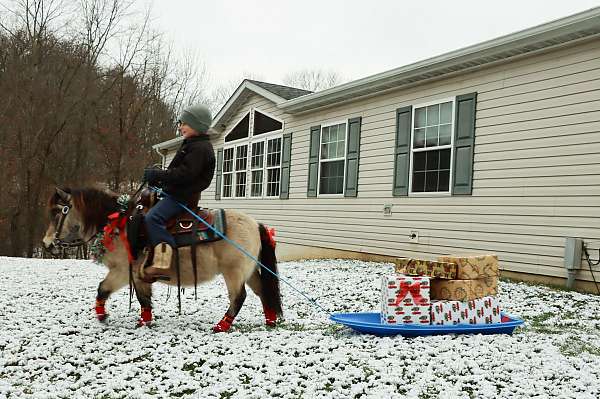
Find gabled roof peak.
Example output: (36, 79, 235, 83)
(212, 79, 311, 132)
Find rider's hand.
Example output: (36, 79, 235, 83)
(143, 168, 162, 185)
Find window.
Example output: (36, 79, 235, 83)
(222, 109, 284, 198)
(319, 122, 346, 195)
(222, 147, 234, 198)
(410, 100, 453, 193)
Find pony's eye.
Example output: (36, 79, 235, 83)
(62, 206, 70, 214)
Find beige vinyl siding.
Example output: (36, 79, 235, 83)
(177, 38, 600, 283)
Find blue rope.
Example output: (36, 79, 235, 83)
(148, 186, 331, 316)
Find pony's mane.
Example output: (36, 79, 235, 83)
(50, 187, 120, 235)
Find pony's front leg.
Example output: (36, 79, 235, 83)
(95, 267, 128, 322)
(132, 275, 153, 328)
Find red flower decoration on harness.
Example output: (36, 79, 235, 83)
(101, 212, 134, 263)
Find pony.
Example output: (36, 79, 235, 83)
(42, 186, 283, 332)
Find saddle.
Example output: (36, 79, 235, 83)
(126, 189, 227, 261)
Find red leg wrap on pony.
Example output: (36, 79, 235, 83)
(95, 298, 107, 321)
(263, 306, 277, 327)
(213, 315, 235, 333)
(137, 307, 153, 328)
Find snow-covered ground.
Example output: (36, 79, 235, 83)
(1, 256, 599, 399)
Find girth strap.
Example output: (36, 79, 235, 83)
(191, 243, 198, 300)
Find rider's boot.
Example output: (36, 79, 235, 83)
(143, 242, 173, 282)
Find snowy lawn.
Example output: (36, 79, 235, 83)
(1, 257, 600, 399)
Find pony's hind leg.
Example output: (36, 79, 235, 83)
(213, 271, 247, 333)
(246, 270, 278, 327)
(132, 275, 153, 327)
(96, 267, 128, 322)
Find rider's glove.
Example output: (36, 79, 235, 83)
(143, 168, 163, 185)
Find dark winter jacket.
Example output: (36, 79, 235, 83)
(155, 134, 215, 202)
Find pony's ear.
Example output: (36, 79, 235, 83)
(56, 187, 72, 203)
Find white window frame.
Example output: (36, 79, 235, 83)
(221, 147, 235, 199)
(408, 97, 455, 196)
(233, 143, 249, 199)
(223, 111, 251, 144)
(221, 108, 284, 199)
(317, 120, 348, 198)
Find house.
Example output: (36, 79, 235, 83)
(154, 7, 600, 291)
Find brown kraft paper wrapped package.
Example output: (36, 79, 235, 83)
(394, 258, 457, 279)
(437, 254, 500, 280)
(430, 277, 498, 301)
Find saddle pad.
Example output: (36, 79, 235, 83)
(174, 208, 226, 248)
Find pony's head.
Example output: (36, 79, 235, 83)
(42, 187, 119, 255)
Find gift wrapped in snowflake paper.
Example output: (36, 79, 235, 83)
(394, 258, 457, 279)
(430, 277, 498, 301)
(381, 275, 431, 325)
(430, 296, 501, 325)
(436, 254, 499, 280)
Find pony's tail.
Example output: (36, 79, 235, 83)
(258, 224, 283, 317)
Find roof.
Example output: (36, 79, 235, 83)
(155, 6, 600, 151)
(246, 80, 312, 100)
(210, 79, 311, 133)
(280, 6, 600, 113)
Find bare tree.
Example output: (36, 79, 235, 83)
(207, 72, 265, 115)
(282, 69, 344, 92)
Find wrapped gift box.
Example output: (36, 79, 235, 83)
(394, 258, 457, 279)
(431, 296, 501, 325)
(381, 275, 431, 325)
(430, 300, 462, 325)
(437, 254, 499, 280)
(430, 277, 498, 301)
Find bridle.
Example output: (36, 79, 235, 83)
(51, 203, 90, 250)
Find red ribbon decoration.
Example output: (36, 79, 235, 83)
(213, 315, 235, 333)
(265, 226, 276, 249)
(390, 281, 427, 306)
(95, 298, 107, 321)
(102, 212, 134, 263)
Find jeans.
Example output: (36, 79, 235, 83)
(145, 195, 181, 247)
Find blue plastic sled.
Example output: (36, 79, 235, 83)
(330, 312, 524, 337)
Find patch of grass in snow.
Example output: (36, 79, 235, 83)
(219, 390, 236, 398)
(182, 360, 206, 376)
(417, 386, 440, 399)
(170, 388, 197, 397)
(560, 337, 600, 357)
(238, 373, 251, 385)
(500, 277, 577, 293)
(121, 352, 152, 364)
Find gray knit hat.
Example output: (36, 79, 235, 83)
(179, 104, 212, 133)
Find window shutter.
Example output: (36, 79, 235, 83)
(215, 148, 223, 200)
(344, 117, 362, 197)
(307, 125, 321, 197)
(280, 133, 292, 199)
(393, 106, 412, 196)
(452, 93, 477, 195)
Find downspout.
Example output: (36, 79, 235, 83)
(154, 147, 166, 169)
(564, 237, 582, 290)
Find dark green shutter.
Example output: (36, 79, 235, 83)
(307, 125, 321, 197)
(280, 133, 292, 199)
(215, 148, 223, 200)
(392, 106, 412, 196)
(452, 93, 477, 195)
(344, 117, 361, 197)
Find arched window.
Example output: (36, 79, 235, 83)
(222, 109, 284, 198)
